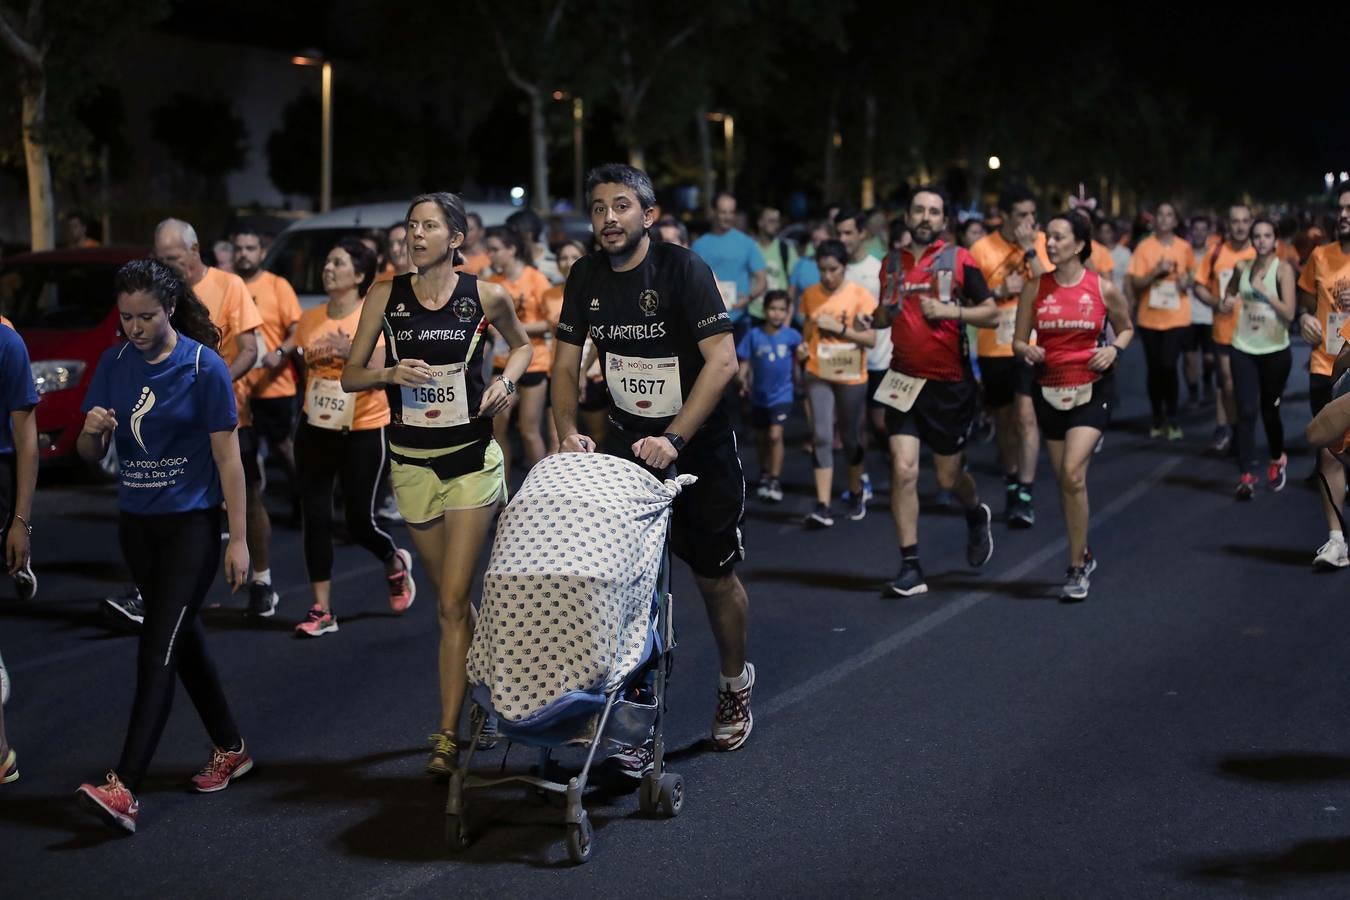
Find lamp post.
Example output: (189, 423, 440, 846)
(723, 113, 736, 196)
(293, 51, 332, 212)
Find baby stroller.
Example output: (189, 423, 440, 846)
(447, 451, 694, 863)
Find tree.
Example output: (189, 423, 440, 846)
(0, 0, 166, 250)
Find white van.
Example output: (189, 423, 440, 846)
(263, 199, 521, 307)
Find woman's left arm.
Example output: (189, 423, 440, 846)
(210, 429, 250, 592)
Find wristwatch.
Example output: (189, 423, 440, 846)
(662, 432, 686, 452)
(497, 375, 516, 395)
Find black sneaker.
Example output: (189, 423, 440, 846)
(847, 491, 867, 522)
(966, 502, 994, 567)
(1008, 491, 1035, 529)
(103, 588, 145, 629)
(13, 558, 36, 602)
(887, 560, 928, 597)
(247, 582, 279, 619)
(764, 477, 784, 503)
(1061, 566, 1090, 601)
(805, 503, 834, 528)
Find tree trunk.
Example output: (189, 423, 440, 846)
(527, 88, 549, 214)
(696, 105, 714, 214)
(21, 82, 54, 251)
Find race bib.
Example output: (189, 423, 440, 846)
(1240, 300, 1283, 344)
(1148, 279, 1180, 310)
(605, 353, 683, 418)
(717, 280, 739, 310)
(1327, 312, 1349, 356)
(400, 364, 470, 428)
(996, 305, 1018, 346)
(1041, 383, 1094, 410)
(305, 378, 356, 431)
(873, 369, 926, 412)
(816, 341, 864, 382)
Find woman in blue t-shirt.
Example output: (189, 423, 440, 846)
(73, 259, 252, 834)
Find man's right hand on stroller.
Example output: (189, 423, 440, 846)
(560, 433, 596, 453)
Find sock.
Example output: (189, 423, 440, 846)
(1332, 530, 1345, 544)
(252, 569, 271, 586)
(226, 740, 244, 753)
(720, 665, 750, 691)
(901, 543, 919, 561)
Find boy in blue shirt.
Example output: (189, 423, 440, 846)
(737, 291, 800, 502)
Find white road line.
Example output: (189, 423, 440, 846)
(760, 455, 1184, 718)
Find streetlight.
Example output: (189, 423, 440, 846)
(723, 113, 736, 195)
(988, 155, 1001, 171)
(293, 50, 332, 212)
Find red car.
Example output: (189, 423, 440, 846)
(0, 246, 146, 475)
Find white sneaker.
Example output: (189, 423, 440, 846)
(1314, 538, 1349, 569)
(0, 650, 9, 706)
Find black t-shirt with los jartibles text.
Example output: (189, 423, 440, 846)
(557, 239, 733, 440)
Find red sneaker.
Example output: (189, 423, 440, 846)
(388, 548, 416, 614)
(1267, 453, 1288, 492)
(1235, 472, 1257, 501)
(191, 741, 254, 793)
(76, 772, 139, 833)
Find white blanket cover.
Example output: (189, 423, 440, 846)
(467, 452, 693, 723)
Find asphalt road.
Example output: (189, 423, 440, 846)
(4, 343, 1350, 897)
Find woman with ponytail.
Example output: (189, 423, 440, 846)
(73, 258, 253, 833)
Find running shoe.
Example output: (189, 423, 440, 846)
(1166, 423, 1184, 442)
(76, 772, 139, 834)
(805, 503, 834, 528)
(966, 502, 994, 567)
(847, 491, 867, 522)
(840, 474, 873, 505)
(0, 649, 9, 706)
(1235, 472, 1257, 501)
(103, 587, 145, 629)
(425, 731, 458, 777)
(13, 558, 35, 602)
(764, 477, 784, 503)
(388, 548, 416, 614)
(1210, 427, 1232, 454)
(295, 605, 338, 637)
(888, 559, 928, 597)
(1083, 547, 1098, 578)
(247, 582, 279, 619)
(191, 741, 253, 793)
(755, 477, 773, 501)
(1008, 491, 1035, 529)
(1314, 537, 1350, 569)
(1149, 425, 1166, 440)
(711, 663, 755, 752)
(609, 740, 655, 779)
(1061, 566, 1090, 601)
(1267, 453, 1288, 492)
(470, 704, 499, 751)
(1, 748, 16, 784)
(377, 494, 404, 523)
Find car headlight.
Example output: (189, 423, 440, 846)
(30, 360, 86, 395)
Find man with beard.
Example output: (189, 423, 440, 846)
(552, 163, 755, 767)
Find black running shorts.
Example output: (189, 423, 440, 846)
(978, 356, 1034, 408)
(884, 377, 978, 457)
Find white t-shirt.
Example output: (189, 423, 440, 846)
(845, 255, 889, 372)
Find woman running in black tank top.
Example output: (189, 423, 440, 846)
(343, 192, 531, 776)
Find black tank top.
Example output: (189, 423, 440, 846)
(381, 273, 491, 448)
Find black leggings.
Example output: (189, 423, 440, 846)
(1138, 326, 1186, 423)
(295, 422, 397, 583)
(1231, 346, 1292, 475)
(118, 507, 239, 791)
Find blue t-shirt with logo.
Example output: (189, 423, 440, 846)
(82, 336, 238, 515)
(736, 325, 800, 408)
(691, 228, 765, 323)
(0, 325, 38, 455)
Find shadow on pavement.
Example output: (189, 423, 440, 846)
(744, 567, 887, 593)
(1216, 752, 1350, 783)
(1180, 837, 1350, 885)
(1217, 544, 1312, 568)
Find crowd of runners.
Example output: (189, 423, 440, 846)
(1, 164, 1349, 835)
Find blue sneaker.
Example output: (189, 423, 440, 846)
(841, 474, 873, 505)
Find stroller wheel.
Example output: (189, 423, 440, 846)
(658, 773, 685, 817)
(445, 814, 471, 852)
(566, 814, 594, 864)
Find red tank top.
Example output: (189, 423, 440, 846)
(886, 242, 970, 382)
(1033, 270, 1107, 387)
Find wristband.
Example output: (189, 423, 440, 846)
(662, 432, 686, 453)
(1110, 343, 1126, 354)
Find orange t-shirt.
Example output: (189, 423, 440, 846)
(1128, 235, 1197, 331)
(489, 266, 552, 373)
(1088, 240, 1114, 275)
(241, 271, 302, 400)
(295, 302, 390, 431)
(800, 281, 877, 385)
(1298, 242, 1350, 377)
(1196, 241, 1256, 345)
(192, 267, 264, 423)
(968, 230, 1053, 357)
(457, 252, 490, 276)
(1276, 240, 1299, 270)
